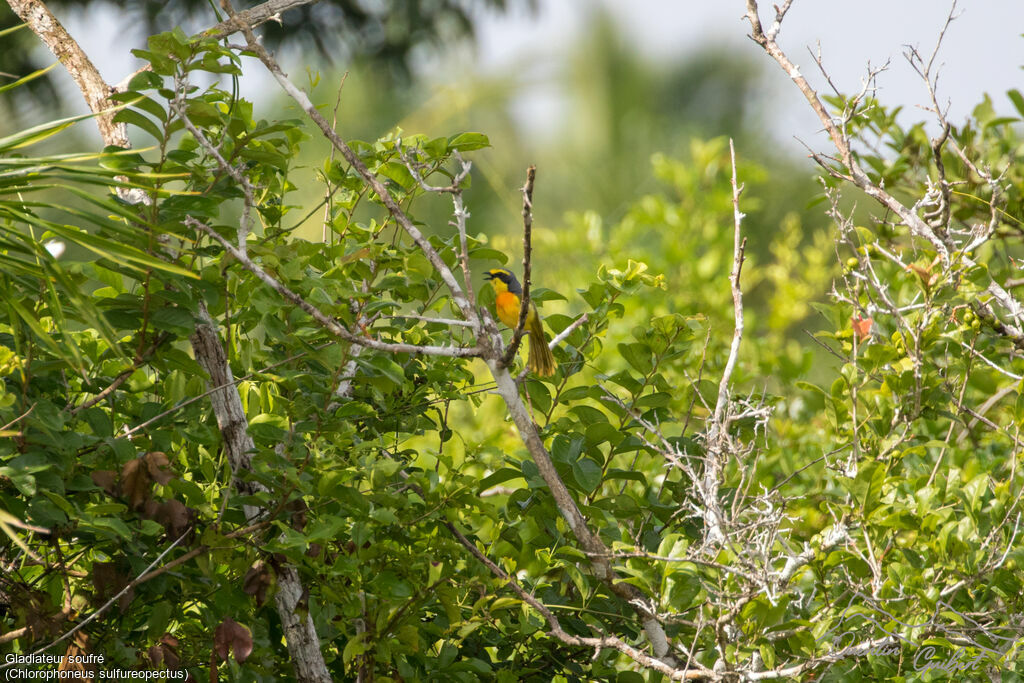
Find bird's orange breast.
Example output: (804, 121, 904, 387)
(495, 291, 522, 328)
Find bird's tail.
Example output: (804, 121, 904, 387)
(528, 317, 556, 377)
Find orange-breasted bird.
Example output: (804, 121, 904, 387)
(484, 268, 556, 377)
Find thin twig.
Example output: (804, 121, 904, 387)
(387, 314, 476, 327)
(187, 217, 481, 359)
(502, 165, 536, 368)
(174, 87, 255, 251)
(712, 139, 747, 431)
(232, 26, 477, 324)
(206, 0, 323, 39)
(444, 522, 711, 681)
(0, 530, 191, 667)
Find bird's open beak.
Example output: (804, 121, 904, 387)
(483, 272, 494, 281)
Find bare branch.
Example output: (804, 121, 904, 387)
(0, 530, 190, 667)
(502, 165, 536, 368)
(186, 217, 481, 359)
(173, 81, 256, 250)
(778, 523, 849, 584)
(228, 22, 478, 326)
(0, 403, 36, 432)
(229, 5, 677, 664)
(695, 140, 749, 549)
(445, 521, 712, 681)
(712, 139, 748, 431)
(7, 0, 128, 148)
(396, 144, 478, 315)
(745, 0, 1024, 345)
(66, 333, 168, 415)
(766, 0, 794, 41)
(387, 314, 476, 328)
(206, 0, 322, 39)
(488, 363, 675, 660)
(547, 313, 589, 349)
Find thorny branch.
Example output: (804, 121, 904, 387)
(744, 0, 1024, 346)
(445, 522, 712, 681)
(741, 3, 1024, 678)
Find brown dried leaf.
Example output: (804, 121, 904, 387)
(20, 587, 60, 639)
(118, 586, 135, 613)
(120, 458, 151, 510)
(287, 498, 308, 532)
(213, 617, 253, 663)
(242, 560, 274, 607)
(144, 451, 175, 486)
(141, 499, 160, 520)
(92, 561, 134, 614)
(148, 633, 180, 669)
(92, 562, 119, 600)
(90, 470, 117, 496)
(153, 500, 191, 538)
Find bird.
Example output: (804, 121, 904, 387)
(484, 268, 556, 377)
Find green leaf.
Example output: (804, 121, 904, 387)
(570, 405, 607, 426)
(84, 516, 134, 540)
(113, 109, 165, 142)
(377, 161, 416, 189)
(468, 247, 508, 263)
(853, 461, 885, 518)
(0, 467, 37, 497)
(109, 92, 168, 122)
(550, 434, 585, 464)
(150, 306, 196, 335)
(0, 62, 59, 95)
(618, 342, 653, 374)
(585, 421, 620, 447)
(447, 132, 490, 151)
(0, 111, 99, 152)
(605, 468, 647, 485)
(5, 297, 81, 372)
(530, 287, 567, 303)
(478, 468, 523, 493)
(359, 355, 407, 389)
(1008, 89, 1024, 118)
(342, 633, 371, 664)
(147, 602, 173, 640)
(3, 206, 197, 279)
(572, 458, 603, 492)
(984, 116, 1019, 129)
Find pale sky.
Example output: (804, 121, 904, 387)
(469, 0, 1024, 149)
(57, 0, 1024, 150)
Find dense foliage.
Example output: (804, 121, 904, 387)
(1, 11, 1022, 683)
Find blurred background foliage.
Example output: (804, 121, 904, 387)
(0, 0, 523, 108)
